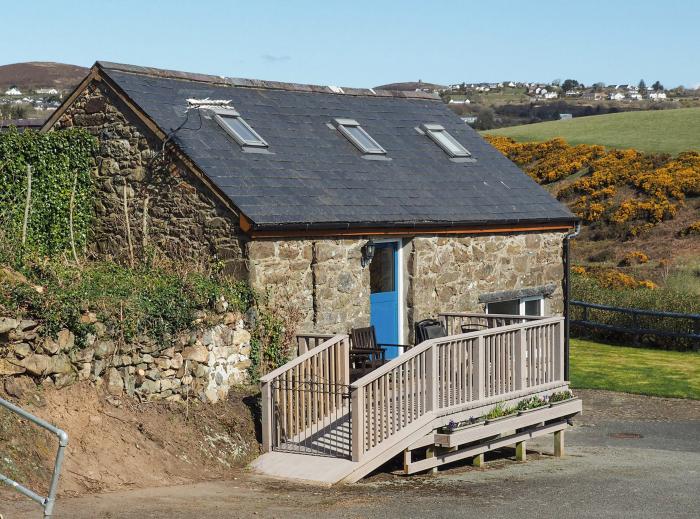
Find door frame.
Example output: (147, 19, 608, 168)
(370, 237, 405, 354)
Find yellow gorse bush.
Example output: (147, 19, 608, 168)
(485, 136, 700, 232)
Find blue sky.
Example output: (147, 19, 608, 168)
(3, 0, 698, 88)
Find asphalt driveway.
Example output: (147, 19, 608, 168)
(3, 389, 699, 519)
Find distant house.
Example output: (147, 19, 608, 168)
(448, 99, 470, 105)
(627, 93, 643, 101)
(582, 92, 604, 101)
(4, 87, 22, 96)
(506, 81, 516, 87)
(542, 91, 558, 99)
(460, 115, 478, 124)
(648, 92, 667, 100)
(559, 113, 573, 120)
(36, 88, 59, 95)
(608, 92, 625, 101)
(564, 90, 581, 97)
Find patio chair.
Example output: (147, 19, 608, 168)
(349, 326, 411, 379)
(415, 319, 447, 343)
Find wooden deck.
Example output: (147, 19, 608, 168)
(253, 313, 580, 484)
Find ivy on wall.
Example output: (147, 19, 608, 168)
(0, 127, 97, 256)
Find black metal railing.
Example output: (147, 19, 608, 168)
(271, 379, 352, 459)
(570, 300, 700, 351)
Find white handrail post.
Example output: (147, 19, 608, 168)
(341, 337, 350, 385)
(351, 386, 365, 461)
(554, 318, 565, 381)
(472, 335, 485, 400)
(261, 381, 273, 452)
(425, 342, 439, 411)
(514, 328, 526, 390)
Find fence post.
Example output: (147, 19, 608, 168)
(340, 337, 350, 385)
(261, 381, 273, 452)
(425, 343, 439, 411)
(554, 319, 565, 381)
(472, 335, 485, 401)
(351, 386, 365, 461)
(514, 328, 526, 389)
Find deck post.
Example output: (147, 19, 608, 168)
(340, 337, 351, 385)
(514, 328, 526, 390)
(426, 342, 439, 411)
(261, 381, 273, 452)
(472, 453, 484, 467)
(351, 386, 365, 462)
(554, 319, 565, 381)
(472, 335, 485, 401)
(554, 429, 565, 457)
(516, 441, 527, 461)
(426, 446, 438, 474)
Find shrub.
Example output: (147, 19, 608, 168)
(619, 251, 649, 267)
(678, 221, 700, 237)
(0, 128, 97, 256)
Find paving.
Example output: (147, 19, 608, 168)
(2, 389, 699, 518)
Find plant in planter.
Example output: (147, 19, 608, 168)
(439, 416, 480, 434)
(516, 396, 548, 414)
(484, 403, 517, 423)
(549, 390, 575, 406)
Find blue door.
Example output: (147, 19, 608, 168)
(370, 241, 400, 360)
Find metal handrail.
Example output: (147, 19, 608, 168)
(0, 396, 68, 518)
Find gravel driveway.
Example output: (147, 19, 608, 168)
(3, 389, 699, 518)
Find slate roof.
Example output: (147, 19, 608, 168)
(96, 62, 576, 231)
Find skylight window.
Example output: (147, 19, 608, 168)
(213, 108, 268, 148)
(422, 124, 471, 157)
(334, 118, 386, 155)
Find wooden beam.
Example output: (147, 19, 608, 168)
(248, 222, 574, 239)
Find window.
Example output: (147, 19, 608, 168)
(369, 244, 395, 293)
(487, 296, 543, 316)
(213, 108, 268, 148)
(334, 118, 386, 155)
(422, 123, 471, 157)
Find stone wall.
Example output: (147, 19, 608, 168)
(247, 239, 369, 333)
(408, 232, 566, 332)
(0, 313, 252, 403)
(56, 81, 247, 276)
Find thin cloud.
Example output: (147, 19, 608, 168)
(261, 54, 291, 63)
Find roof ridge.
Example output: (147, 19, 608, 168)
(95, 61, 440, 100)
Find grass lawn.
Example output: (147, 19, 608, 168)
(484, 107, 700, 155)
(570, 338, 700, 399)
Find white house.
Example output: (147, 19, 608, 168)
(608, 92, 625, 101)
(36, 88, 59, 95)
(648, 92, 667, 100)
(4, 87, 22, 96)
(448, 99, 470, 105)
(627, 93, 643, 100)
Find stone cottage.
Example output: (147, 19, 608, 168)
(43, 62, 577, 347)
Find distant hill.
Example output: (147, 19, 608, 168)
(484, 108, 700, 155)
(0, 62, 88, 92)
(375, 81, 446, 92)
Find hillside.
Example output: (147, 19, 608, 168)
(485, 108, 700, 155)
(374, 80, 446, 91)
(0, 61, 88, 91)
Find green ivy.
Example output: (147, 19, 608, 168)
(0, 127, 97, 257)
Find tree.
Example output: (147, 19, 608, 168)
(474, 107, 496, 130)
(638, 79, 647, 92)
(551, 79, 561, 87)
(652, 80, 664, 91)
(593, 82, 605, 92)
(561, 79, 580, 92)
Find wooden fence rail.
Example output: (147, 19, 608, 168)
(349, 316, 564, 462)
(570, 300, 700, 350)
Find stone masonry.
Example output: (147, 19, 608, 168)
(0, 313, 252, 403)
(56, 82, 247, 276)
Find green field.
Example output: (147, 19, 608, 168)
(570, 339, 700, 399)
(485, 107, 700, 155)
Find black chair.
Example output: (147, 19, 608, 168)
(349, 326, 411, 379)
(415, 319, 447, 344)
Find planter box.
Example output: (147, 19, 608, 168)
(440, 420, 484, 434)
(517, 405, 548, 416)
(550, 397, 578, 408)
(485, 413, 518, 425)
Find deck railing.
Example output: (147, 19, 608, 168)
(349, 316, 564, 461)
(294, 333, 335, 357)
(260, 315, 566, 463)
(260, 334, 350, 452)
(439, 312, 544, 336)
